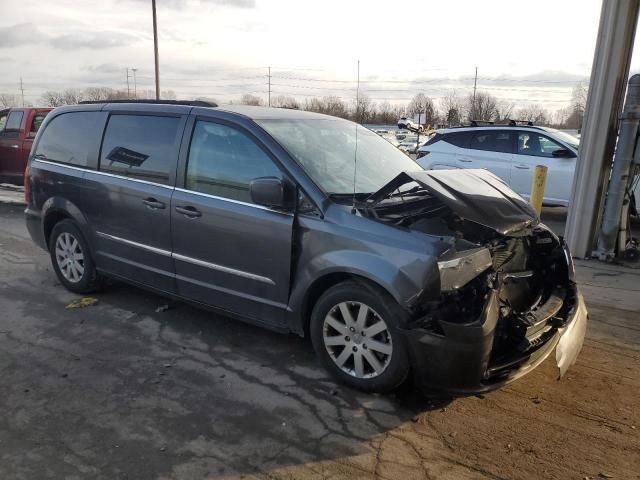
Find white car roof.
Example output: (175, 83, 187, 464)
(435, 126, 546, 135)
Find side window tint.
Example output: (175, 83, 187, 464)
(445, 132, 471, 148)
(186, 121, 283, 203)
(470, 131, 512, 153)
(100, 115, 181, 185)
(35, 112, 103, 167)
(5, 111, 23, 130)
(517, 133, 563, 157)
(29, 112, 48, 138)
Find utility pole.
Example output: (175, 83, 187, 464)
(19, 77, 24, 107)
(152, 0, 160, 100)
(356, 60, 360, 123)
(132, 68, 138, 98)
(126, 68, 130, 98)
(472, 66, 478, 119)
(268, 66, 271, 107)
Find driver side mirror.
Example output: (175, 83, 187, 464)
(249, 177, 294, 210)
(552, 148, 575, 158)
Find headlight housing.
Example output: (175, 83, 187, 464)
(438, 247, 493, 291)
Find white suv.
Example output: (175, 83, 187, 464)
(416, 125, 583, 206)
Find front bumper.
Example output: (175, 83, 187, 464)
(403, 283, 588, 395)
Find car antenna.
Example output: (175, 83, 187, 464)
(351, 59, 360, 215)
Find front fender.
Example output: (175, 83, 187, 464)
(287, 248, 440, 335)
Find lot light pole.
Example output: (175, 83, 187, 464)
(132, 68, 138, 98)
(152, 0, 160, 100)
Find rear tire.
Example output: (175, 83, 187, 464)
(310, 280, 410, 393)
(49, 219, 103, 294)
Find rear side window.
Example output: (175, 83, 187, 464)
(470, 131, 513, 153)
(34, 112, 103, 167)
(100, 115, 181, 185)
(185, 121, 283, 203)
(443, 132, 471, 148)
(5, 111, 23, 130)
(29, 112, 48, 138)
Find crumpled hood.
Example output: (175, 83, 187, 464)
(367, 169, 539, 235)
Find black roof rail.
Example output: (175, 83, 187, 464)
(508, 119, 534, 126)
(78, 99, 218, 107)
(469, 120, 495, 127)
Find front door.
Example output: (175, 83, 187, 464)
(172, 119, 294, 326)
(510, 131, 576, 205)
(83, 113, 185, 293)
(0, 110, 24, 182)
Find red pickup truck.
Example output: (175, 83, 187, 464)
(0, 107, 52, 184)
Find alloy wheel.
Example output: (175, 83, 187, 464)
(55, 232, 85, 283)
(322, 301, 393, 379)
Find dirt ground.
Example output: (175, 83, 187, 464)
(1, 203, 638, 480)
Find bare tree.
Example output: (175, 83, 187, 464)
(352, 94, 375, 123)
(271, 95, 299, 109)
(440, 90, 463, 126)
(41, 90, 66, 107)
(407, 93, 437, 126)
(495, 100, 515, 123)
(240, 93, 264, 106)
(465, 91, 499, 122)
(516, 104, 550, 124)
(304, 96, 349, 118)
(565, 80, 589, 129)
(0, 93, 21, 108)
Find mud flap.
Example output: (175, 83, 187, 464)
(555, 291, 588, 378)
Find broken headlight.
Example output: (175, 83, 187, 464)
(438, 247, 493, 291)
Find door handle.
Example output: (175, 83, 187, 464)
(142, 197, 166, 209)
(175, 205, 202, 218)
(514, 164, 530, 170)
(10, 144, 19, 149)
(459, 158, 472, 163)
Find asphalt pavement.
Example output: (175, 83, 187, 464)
(0, 203, 638, 480)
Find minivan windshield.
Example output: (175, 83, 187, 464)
(257, 119, 421, 195)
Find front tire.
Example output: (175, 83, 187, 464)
(310, 280, 410, 393)
(49, 219, 103, 294)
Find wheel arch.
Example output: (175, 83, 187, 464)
(41, 196, 94, 253)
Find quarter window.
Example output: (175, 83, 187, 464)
(100, 115, 181, 185)
(0, 112, 7, 132)
(29, 112, 48, 138)
(469, 131, 513, 153)
(186, 121, 283, 203)
(34, 112, 103, 167)
(517, 132, 564, 157)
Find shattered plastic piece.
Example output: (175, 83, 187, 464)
(65, 297, 99, 309)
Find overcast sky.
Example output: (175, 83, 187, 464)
(0, 0, 638, 111)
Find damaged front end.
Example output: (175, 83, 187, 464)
(364, 169, 588, 393)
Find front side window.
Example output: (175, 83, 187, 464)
(470, 131, 513, 153)
(517, 132, 564, 157)
(34, 112, 103, 167)
(100, 115, 181, 185)
(186, 121, 283, 203)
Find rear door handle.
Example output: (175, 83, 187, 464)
(175, 205, 202, 218)
(458, 158, 472, 163)
(142, 197, 166, 209)
(515, 164, 530, 170)
(10, 144, 19, 149)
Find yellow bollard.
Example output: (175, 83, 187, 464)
(529, 165, 548, 216)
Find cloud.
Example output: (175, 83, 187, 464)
(50, 31, 137, 50)
(0, 23, 137, 50)
(127, 0, 255, 8)
(0, 23, 40, 47)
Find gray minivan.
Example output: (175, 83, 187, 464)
(25, 101, 587, 393)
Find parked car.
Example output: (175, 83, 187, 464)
(397, 116, 423, 132)
(25, 101, 587, 394)
(398, 136, 428, 154)
(416, 125, 584, 206)
(0, 107, 52, 184)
